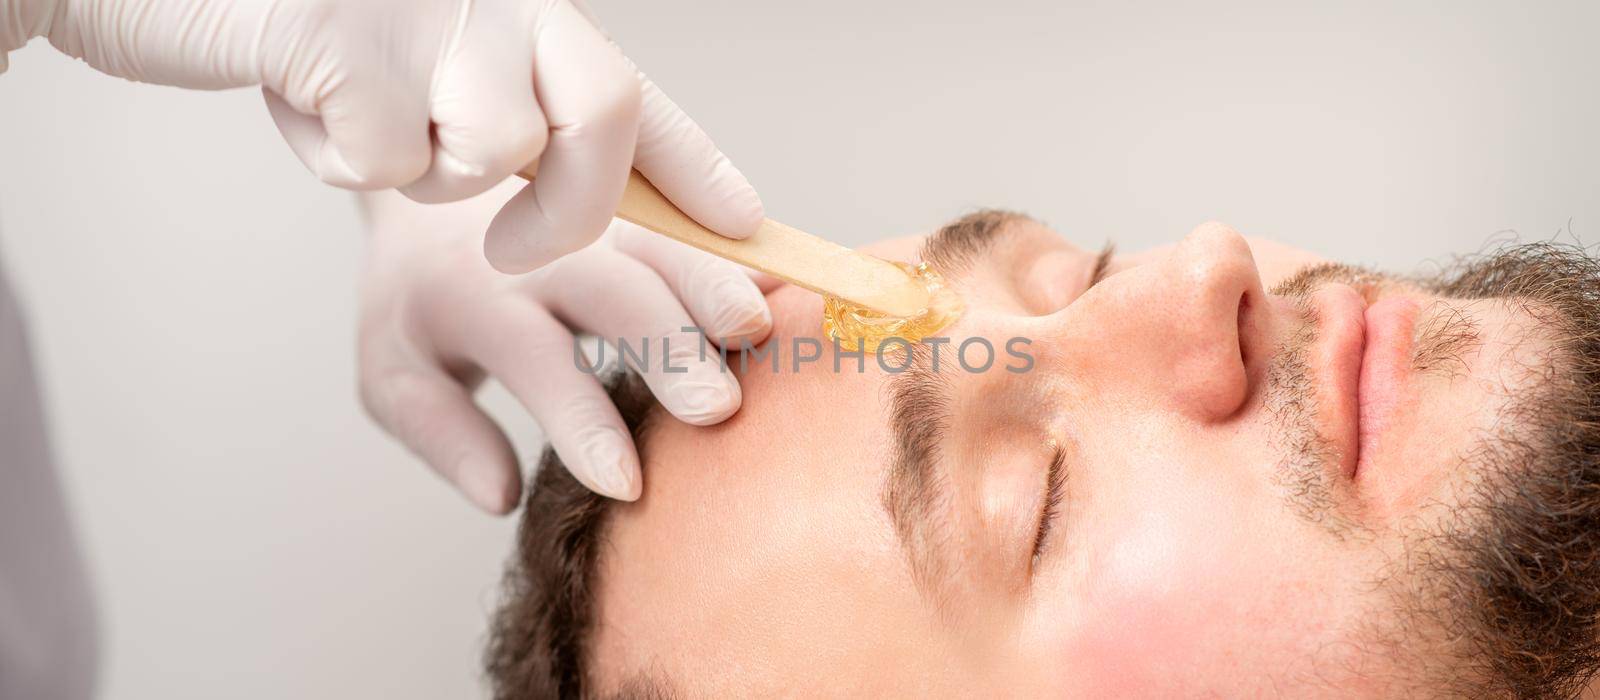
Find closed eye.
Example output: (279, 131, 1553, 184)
(1030, 445, 1068, 571)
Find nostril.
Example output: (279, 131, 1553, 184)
(1237, 291, 1250, 368)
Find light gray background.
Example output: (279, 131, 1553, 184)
(1, 1, 1596, 697)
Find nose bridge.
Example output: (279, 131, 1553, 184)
(1057, 222, 1266, 422)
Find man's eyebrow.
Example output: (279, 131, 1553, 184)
(919, 210, 1033, 279)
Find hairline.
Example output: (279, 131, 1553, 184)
(486, 370, 677, 700)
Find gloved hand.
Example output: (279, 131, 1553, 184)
(358, 181, 772, 511)
(1, 0, 762, 272)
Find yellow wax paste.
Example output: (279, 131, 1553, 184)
(822, 261, 964, 353)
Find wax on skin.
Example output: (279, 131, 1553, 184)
(822, 261, 964, 353)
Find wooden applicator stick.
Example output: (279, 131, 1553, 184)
(516, 169, 932, 318)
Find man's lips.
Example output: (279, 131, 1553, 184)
(1304, 284, 1420, 481)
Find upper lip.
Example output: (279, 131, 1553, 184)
(1306, 283, 1371, 480)
(1304, 283, 1421, 483)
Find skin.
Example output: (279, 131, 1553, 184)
(589, 220, 1555, 696)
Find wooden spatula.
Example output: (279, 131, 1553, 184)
(516, 168, 931, 318)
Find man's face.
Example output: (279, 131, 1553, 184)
(588, 218, 1561, 696)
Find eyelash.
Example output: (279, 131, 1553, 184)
(1030, 446, 1068, 570)
(1088, 243, 1115, 288)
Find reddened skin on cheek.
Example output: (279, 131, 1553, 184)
(1071, 491, 1214, 692)
(1062, 429, 1297, 694)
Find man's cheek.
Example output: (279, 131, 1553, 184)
(1065, 499, 1246, 692)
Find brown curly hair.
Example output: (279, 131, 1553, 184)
(484, 371, 669, 699)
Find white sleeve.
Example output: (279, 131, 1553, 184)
(0, 248, 101, 700)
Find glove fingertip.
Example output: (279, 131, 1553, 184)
(484, 184, 610, 273)
(484, 236, 536, 274)
(705, 276, 773, 345)
(483, 213, 557, 274)
(719, 185, 766, 240)
(567, 428, 642, 501)
(696, 157, 765, 239)
(663, 377, 742, 427)
(458, 456, 523, 515)
(315, 140, 375, 190)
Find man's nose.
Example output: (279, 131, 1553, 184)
(1055, 222, 1269, 422)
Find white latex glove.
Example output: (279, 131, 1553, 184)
(358, 181, 773, 511)
(1, 0, 763, 272)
